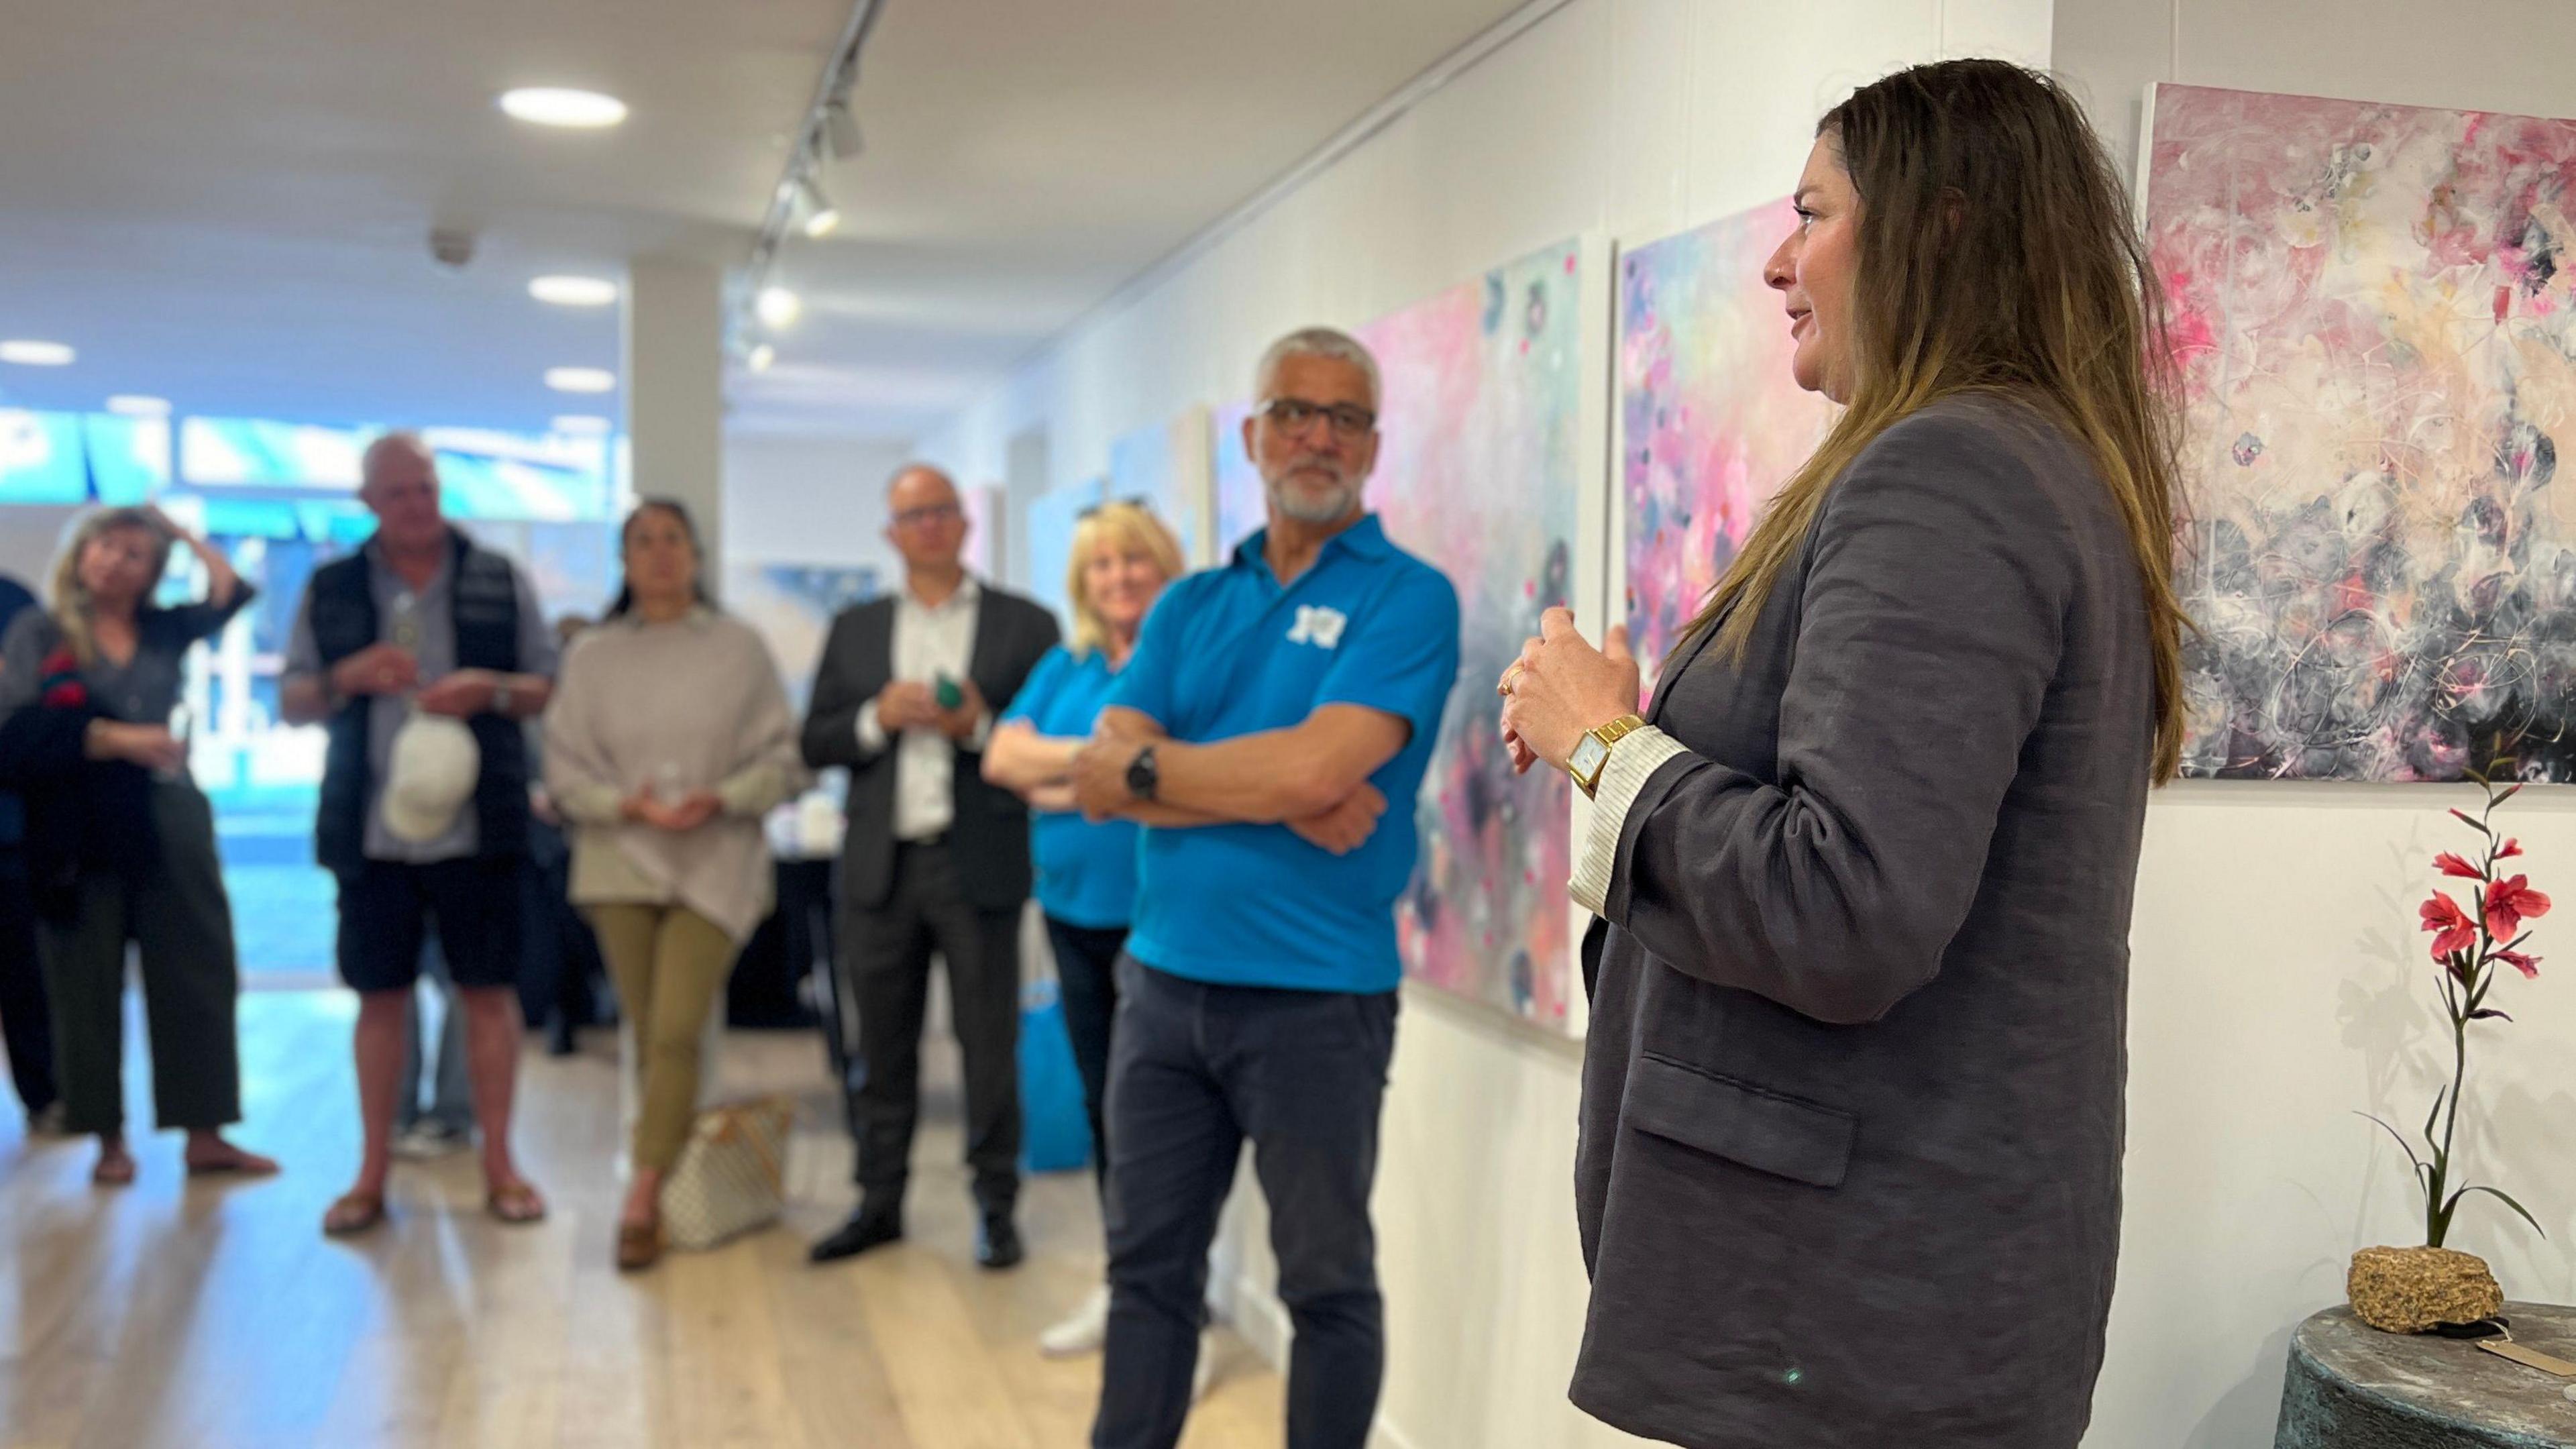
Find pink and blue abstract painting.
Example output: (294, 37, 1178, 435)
(2146, 84, 2576, 780)
(1617, 198, 1837, 701)
(1209, 400, 1265, 559)
(1362, 239, 1583, 1032)
(1109, 409, 1214, 567)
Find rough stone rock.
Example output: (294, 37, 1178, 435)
(2348, 1246, 2506, 1334)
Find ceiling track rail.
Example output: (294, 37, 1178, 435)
(735, 0, 887, 354)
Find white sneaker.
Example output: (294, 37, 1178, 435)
(390, 1123, 468, 1161)
(1192, 1329, 1220, 1403)
(1039, 1285, 1112, 1358)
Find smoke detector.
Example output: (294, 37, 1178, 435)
(429, 227, 478, 271)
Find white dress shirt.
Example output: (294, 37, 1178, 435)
(858, 574, 991, 841)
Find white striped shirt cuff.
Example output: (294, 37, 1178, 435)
(1569, 725, 1690, 918)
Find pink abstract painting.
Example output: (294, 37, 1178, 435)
(1362, 240, 1582, 1032)
(1617, 199, 1837, 699)
(2146, 85, 2576, 780)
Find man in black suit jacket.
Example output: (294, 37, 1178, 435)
(803, 464, 1059, 1269)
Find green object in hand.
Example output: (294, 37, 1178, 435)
(934, 674, 965, 711)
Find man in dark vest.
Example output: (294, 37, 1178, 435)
(280, 432, 559, 1236)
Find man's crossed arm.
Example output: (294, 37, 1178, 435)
(1069, 704, 1406, 855)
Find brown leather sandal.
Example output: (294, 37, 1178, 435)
(323, 1191, 386, 1236)
(485, 1180, 548, 1226)
(616, 1218, 663, 1272)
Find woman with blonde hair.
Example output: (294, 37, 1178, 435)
(542, 498, 806, 1270)
(0, 506, 275, 1185)
(983, 498, 1185, 1356)
(1499, 60, 2186, 1447)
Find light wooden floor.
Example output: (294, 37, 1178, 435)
(0, 989, 1283, 1449)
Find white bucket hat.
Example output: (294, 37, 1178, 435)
(382, 713, 480, 843)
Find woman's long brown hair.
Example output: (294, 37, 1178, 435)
(1676, 59, 2188, 782)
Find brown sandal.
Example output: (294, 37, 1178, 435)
(323, 1191, 386, 1236)
(616, 1218, 662, 1272)
(486, 1180, 548, 1226)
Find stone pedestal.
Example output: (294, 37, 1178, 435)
(2276, 1303, 2576, 1448)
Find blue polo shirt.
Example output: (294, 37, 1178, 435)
(1001, 644, 1142, 929)
(1108, 514, 1460, 994)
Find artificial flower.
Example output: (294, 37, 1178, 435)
(2434, 851, 2483, 879)
(2421, 892, 2477, 959)
(2485, 875, 2552, 940)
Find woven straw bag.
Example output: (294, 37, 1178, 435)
(661, 1095, 794, 1251)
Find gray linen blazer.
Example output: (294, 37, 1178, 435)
(1570, 395, 2155, 1448)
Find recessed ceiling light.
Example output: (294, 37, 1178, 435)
(529, 274, 619, 307)
(552, 414, 613, 435)
(747, 343, 777, 373)
(756, 286, 802, 329)
(106, 394, 171, 417)
(545, 367, 616, 394)
(0, 339, 75, 366)
(498, 88, 629, 129)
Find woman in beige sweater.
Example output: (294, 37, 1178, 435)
(543, 499, 806, 1270)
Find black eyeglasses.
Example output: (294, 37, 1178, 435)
(891, 502, 963, 529)
(1259, 396, 1376, 440)
(1079, 493, 1152, 520)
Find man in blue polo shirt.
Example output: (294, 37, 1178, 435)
(1070, 327, 1460, 1449)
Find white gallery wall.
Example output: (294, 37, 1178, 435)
(722, 432, 915, 578)
(2057, 2, 2576, 1446)
(912, 1, 2576, 1446)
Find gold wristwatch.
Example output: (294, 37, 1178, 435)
(1565, 713, 1648, 798)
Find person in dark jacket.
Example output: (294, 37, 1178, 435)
(1498, 60, 2188, 1449)
(0, 508, 275, 1184)
(278, 433, 558, 1236)
(802, 464, 1059, 1271)
(0, 570, 60, 1134)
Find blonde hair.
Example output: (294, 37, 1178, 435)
(1066, 502, 1183, 658)
(1679, 60, 2188, 783)
(48, 507, 173, 666)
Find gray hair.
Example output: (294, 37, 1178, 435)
(361, 430, 433, 487)
(1253, 327, 1380, 412)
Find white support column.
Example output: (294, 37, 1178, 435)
(622, 257, 727, 562)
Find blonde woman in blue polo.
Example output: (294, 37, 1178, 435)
(982, 499, 1184, 1355)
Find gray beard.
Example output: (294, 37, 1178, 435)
(1267, 476, 1362, 525)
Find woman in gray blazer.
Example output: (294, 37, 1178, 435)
(1499, 60, 2188, 1448)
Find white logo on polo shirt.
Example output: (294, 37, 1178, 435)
(1287, 604, 1348, 649)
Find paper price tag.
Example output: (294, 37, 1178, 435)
(2477, 1339, 2576, 1377)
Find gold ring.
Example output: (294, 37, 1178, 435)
(1499, 661, 1525, 696)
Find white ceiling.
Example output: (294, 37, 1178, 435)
(0, 0, 1532, 443)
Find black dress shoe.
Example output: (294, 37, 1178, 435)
(810, 1208, 903, 1264)
(976, 1214, 1024, 1271)
(545, 1018, 578, 1057)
